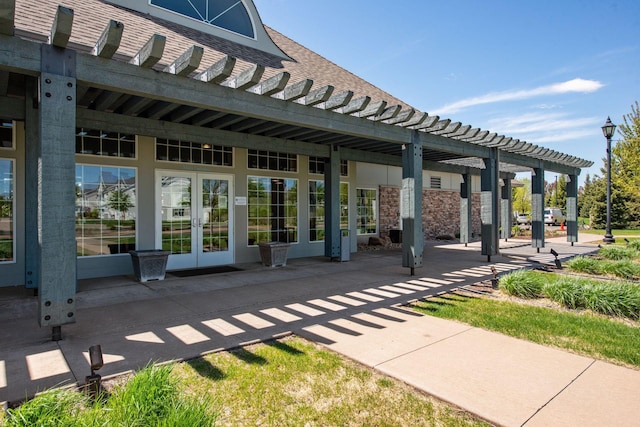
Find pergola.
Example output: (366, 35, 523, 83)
(0, 3, 592, 335)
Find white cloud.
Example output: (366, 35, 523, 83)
(433, 78, 604, 115)
(486, 112, 601, 144)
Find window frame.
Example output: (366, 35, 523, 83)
(356, 187, 377, 235)
(247, 175, 298, 246)
(0, 158, 15, 264)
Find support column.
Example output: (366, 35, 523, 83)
(459, 170, 472, 246)
(324, 145, 340, 258)
(25, 79, 39, 292)
(531, 167, 545, 251)
(37, 44, 77, 336)
(566, 173, 579, 245)
(481, 148, 499, 262)
(401, 132, 423, 275)
(501, 175, 513, 241)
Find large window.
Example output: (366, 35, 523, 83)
(309, 181, 350, 242)
(150, 0, 255, 38)
(76, 165, 137, 256)
(156, 138, 233, 166)
(0, 159, 13, 262)
(356, 188, 377, 235)
(1, 120, 13, 149)
(308, 157, 349, 177)
(248, 150, 297, 172)
(248, 177, 297, 245)
(76, 128, 136, 158)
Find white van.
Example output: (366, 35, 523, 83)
(544, 208, 566, 225)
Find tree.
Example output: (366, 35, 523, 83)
(580, 176, 629, 229)
(107, 189, 134, 220)
(611, 101, 640, 227)
(512, 177, 531, 214)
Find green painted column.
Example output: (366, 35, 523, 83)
(459, 170, 472, 245)
(501, 175, 513, 241)
(401, 132, 423, 275)
(24, 78, 39, 291)
(324, 145, 341, 258)
(37, 44, 77, 334)
(531, 167, 545, 250)
(566, 173, 579, 244)
(481, 148, 500, 261)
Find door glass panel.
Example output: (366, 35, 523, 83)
(202, 179, 229, 253)
(161, 175, 192, 254)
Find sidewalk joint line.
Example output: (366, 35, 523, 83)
(521, 359, 597, 426)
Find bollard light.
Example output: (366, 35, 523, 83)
(550, 248, 562, 269)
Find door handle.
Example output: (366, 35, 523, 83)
(192, 218, 197, 228)
(198, 218, 203, 227)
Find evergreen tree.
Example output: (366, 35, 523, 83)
(611, 101, 640, 227)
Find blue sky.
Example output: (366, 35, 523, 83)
(253, 0, 640, 186)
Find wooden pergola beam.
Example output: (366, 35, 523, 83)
(384, 108, 415, 125)
(248, 71, 290, 96)
(196, 55, 236, 83)
(129, 34, 166, 68)
(357, 100, 386, 118)
(373, 105, 401, 122)
(297, 85, 334, 106)
(337, 95, 370, 114)
(273, 79, 313, 101)
(49, 5, 74, 48)
(224, 63, 264, 89)
(164, 45, 203, 76)
(92, 19, 124, 59)
(317, 90, 353, 110)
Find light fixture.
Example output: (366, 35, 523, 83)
(202, 143, 212, 149)
(601, 117, 616, 244)
(85, 344, 104, 399)
(550, 248, 562, 269)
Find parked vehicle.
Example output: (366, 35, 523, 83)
(544, 208, 566, 225)
(516, 213, 531, 225)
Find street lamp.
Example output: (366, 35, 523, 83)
(601, 117, 616, 244)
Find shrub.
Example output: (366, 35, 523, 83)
(543, 278, 585, 309)
(498, 270, 545, 298)
(565, 256, 603, 275)
(582, 281, 640, 319)
(601, 260, 640, 280)
(598, 245, 639, 261)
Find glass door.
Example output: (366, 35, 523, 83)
(156, 171, 233, 270)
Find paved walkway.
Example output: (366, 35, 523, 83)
(1, 234, 639, 426)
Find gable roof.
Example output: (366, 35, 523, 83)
(7, 0, 592, 172)
(14, 0, 409, 108)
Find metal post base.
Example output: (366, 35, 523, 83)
(52, 326, 62, 341)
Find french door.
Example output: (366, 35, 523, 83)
(156, 171, 233, 270)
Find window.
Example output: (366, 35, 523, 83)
(356, 188, 377, 235)
(248, 177, 297, 245)
(76, 165, 136, 256)
(150, 0, 254, 38)
(0, 120, 13, 149)
(156, 138, 233, 166)
(430, 176, 442, 189)
(248, 150, 297, 172)
(308, 181, 349, 242)
(308, 157, 348, 176)
(309, 180, 324, 242)
(76, 128, 136, 158)
(0, 159, 14, 262)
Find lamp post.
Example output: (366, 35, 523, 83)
(601, 117, 616, 244)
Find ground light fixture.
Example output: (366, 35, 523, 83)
(550, 248, 562, 269)
(85, 344, 104, 399)
(601, 117, 616, 244)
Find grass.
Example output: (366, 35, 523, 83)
(172, 337, 485, 426)
(2, 338, 486, 427)
(1, 364, 217, 427)
(581, 228, 640, 236)
(413, 293, 640, 368)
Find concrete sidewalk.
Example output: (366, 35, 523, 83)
(2, 235, 639, 426)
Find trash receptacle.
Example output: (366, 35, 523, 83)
(340, 229, 350, 262)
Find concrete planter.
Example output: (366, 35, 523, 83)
(129, 250, 170, 282)
(258, 242, 290, 267)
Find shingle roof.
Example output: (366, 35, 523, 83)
(14, 0, 409, 108)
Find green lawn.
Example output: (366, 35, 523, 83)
(413, 293, 640, 368)
(2, 337, 487, 427)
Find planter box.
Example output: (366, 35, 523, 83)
(258, 242, 290, 267)
(129, 250, 170, 282)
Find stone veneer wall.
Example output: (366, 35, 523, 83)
(378, 185, 481, 240)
